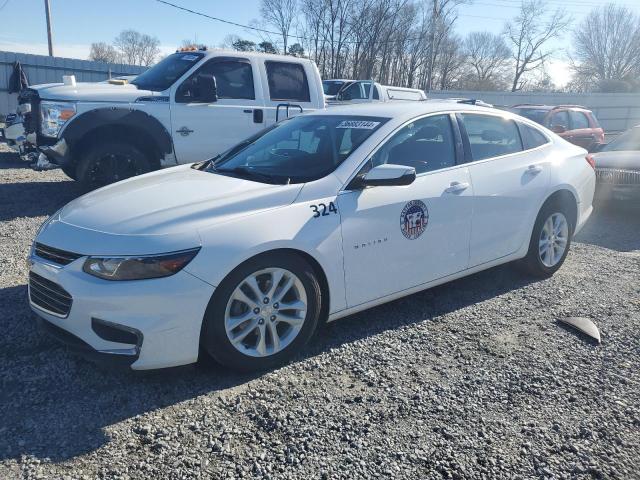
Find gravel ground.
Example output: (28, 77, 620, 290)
(1, 143, 639, 480)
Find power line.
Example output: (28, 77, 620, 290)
(153, 0, 510, 46)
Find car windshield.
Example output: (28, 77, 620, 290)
(602, 127, 640, 152)
(207, 115, 388, 184)
(323, 81, 345, 95)
(131, 52, 204, 91)
(514, 108, 548, 126)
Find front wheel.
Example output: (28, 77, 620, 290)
(201, 252, 322, 371)
(76, 142, 151, 191)
(520, 202, 572, 277)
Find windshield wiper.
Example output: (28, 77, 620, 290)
(215, 166, 290, 185)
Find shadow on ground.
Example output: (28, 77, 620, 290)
(575, 200, 640, 252)
(0, 263, 536, 462)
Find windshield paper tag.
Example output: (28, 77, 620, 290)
(181, 55, 200, 61)
(336, 120, 380, 129)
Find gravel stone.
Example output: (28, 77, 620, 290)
(1, 143, 639, 479)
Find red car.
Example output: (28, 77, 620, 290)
(510, 104, 605, 151)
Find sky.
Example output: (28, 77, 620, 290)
(1, 0, 639, 87)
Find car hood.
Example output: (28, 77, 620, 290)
(593, 151, 640, 170)
(37, 165, 303, 256)
(30, 82, 155, 102)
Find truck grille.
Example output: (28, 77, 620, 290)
(34, 242, 83, 266)
(595, 168, 640, 186)
(29, 272, 73, 317)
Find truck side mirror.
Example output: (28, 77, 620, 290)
(199, 74, 218, 103)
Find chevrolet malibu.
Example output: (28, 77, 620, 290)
(28, 102, 596, 371)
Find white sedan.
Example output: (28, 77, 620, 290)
(28, 102, 596, 371)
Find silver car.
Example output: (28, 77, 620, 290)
(593, 125, 640, 201)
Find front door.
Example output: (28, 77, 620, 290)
(338, 114, 473, 307)
(170, 57, 264, 163)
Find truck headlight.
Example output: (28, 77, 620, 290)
(83, 248, 200, 281)
(40, 101, 76, 138)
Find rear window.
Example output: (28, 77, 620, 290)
(460, 114, 523, 160)
(519, 123, 550, 150)
(265, 61, 310, 102)
(514, 108, 548, 126)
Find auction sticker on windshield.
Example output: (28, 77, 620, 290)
(336, 120, 380, 129)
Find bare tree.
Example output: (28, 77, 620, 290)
(434, 34, 465, 89)
(89, 42, 120, 63)
(462, 31, 511, 90)
(261, 0, 298, 54)
(505, 0, 571, 91)
(572, 4, 640, 91)
(114, 30, 161, 66)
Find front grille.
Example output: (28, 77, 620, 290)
(596, 168, 640, 186)
(29, 272, 73, 317)
(34, 242, 82, 266)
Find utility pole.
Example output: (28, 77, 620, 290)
(44, 0, 54, 56)
(426, 0, 438, 93)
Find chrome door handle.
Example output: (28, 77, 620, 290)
(176, 126, 194, 137)
(445, 181, 469, 194)
(527, 165, 543, 174)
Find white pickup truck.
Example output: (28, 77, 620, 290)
(16, 49, 325, 189)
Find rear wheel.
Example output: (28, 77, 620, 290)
(520, 201, 572, 277)
(201, 252, 322, 372)
(76, 142, 151, 191)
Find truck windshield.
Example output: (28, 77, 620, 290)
(323, 81, 346, 96)
(131, 52, 204, 91)
(208, 115, 388, 184)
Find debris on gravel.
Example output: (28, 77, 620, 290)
(1, 144, 639, 479)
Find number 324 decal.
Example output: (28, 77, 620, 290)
(310, 202, 338, 218)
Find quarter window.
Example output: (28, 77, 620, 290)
(370, 114, 456, 174)
(177, 59, 255, 102)
(265, 61, 310, 102)
(569, 111, 590, 129)
(459, 114, 523, 160)
(519, 123, 549, 150)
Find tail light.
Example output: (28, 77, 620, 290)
(585, 153, 596, 169)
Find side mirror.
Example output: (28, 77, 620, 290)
(355, 164, 416, 188)
(551, 124, 567, 134)
(199, 74, 218, 103)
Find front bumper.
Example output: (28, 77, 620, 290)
(28, 253, 215, 370)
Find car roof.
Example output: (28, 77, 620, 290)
(512, 104, 591, 112)
(309, 101, 499, 119)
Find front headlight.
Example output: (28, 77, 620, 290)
(40, 101, 76, 138)
(83, 248, 200, 281)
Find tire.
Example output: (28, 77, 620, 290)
(520, 200, 573, 278)
(61, 164, 77, 180)
(201, 252, 323, 372)
(76, 142, 151, 191)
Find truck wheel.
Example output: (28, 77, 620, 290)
(201, 252, 323, 372)
(76, 142, 151, 191)
(61, 164, 77, 180)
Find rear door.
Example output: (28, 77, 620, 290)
(568, 110, 596, 149)
(260, 60, 321, 125)
(338, 113, 473, 307)
(170, 57, 264, 163)
(458, 113, 551, 267)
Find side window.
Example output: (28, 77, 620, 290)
(459, 114, 523, 161)
(176, 59, 255, 102)
(550, 110, 570, 130)
(569, 111, 590, 129)
(519, 123, 550, 150)
(339, 81, 378, 100)
(265, 61, 310, 102)
(370, 114, 456, 174)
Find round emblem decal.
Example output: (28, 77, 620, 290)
(400, 200, 429, 240)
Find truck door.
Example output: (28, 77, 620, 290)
(170, 57, 265, 164)
(259, 60, 322, 126)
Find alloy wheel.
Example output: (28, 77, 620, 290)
(538, 212, 569, 267)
